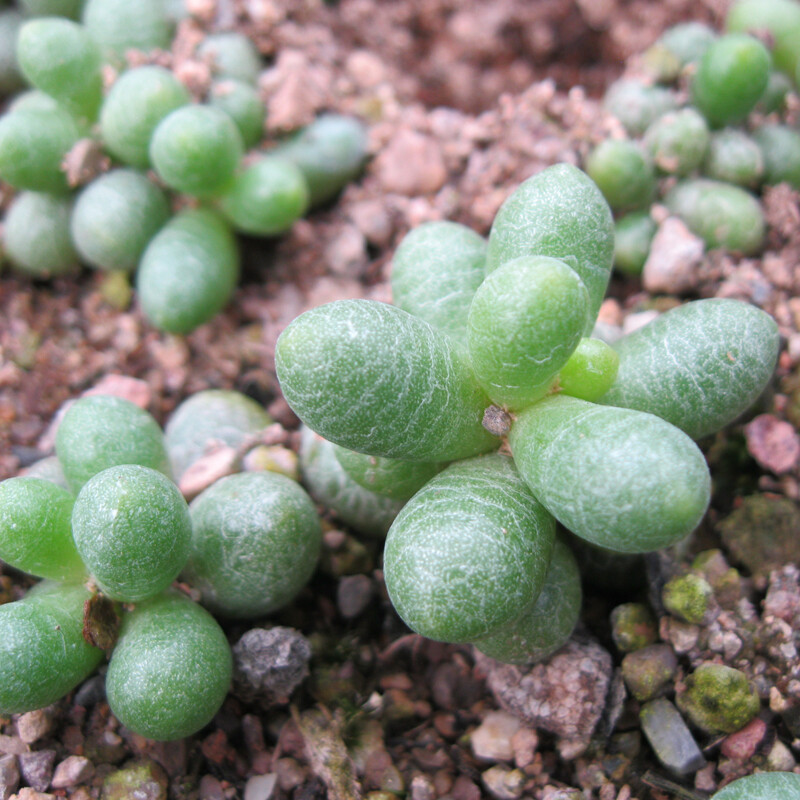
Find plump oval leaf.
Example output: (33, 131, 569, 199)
(105, 590, 232, 741)
(71, 169, 171, 272)
(391, 220, 487, 350)
(691, 33, 770, 127)
(383, 454, 555, 643)
(150, 105, 243, 199)
(333, 445, 443, 501)
(276, 113, 368, 207)
(467, 255, 589, 411)
(473, 535, 581, 664)
(99, 65, 191, 168)
(217, 155, 309, 236)
(164, 389, 272, 481)
(72, 464, 191, 602)
(598, 299, 780, 439)
(136, 208, 239, 334)
(16, 17, 102, 121)
(298, 426, 404, 538)
(184, 471, 321, 618)
(557, 337, 619, 402)
(55, 394, 171, 493)
(485, 163, 614, 331)
(509, 395, 711, 553)
(0, 477, 86, 581)
(4, 191, 79, 278)
(664, 178, 764, 255)
(0, 582, 104, 714)
(712, 772, 800, 799)
(276, 299, 498, 462)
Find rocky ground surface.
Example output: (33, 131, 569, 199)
(3, 0, 800, 799)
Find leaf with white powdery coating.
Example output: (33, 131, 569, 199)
(485, 163, 614, 332)
(599, 299, 780, 439)
(275, 299, 498, 462)
(509, 395, 711, 553)
(383, 453, 555, 644)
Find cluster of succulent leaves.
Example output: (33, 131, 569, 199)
(0, 389, 322, 740)
(275, 161, 780, 664)
(588, 0, 800, 276)
(0, 0, 367, 333)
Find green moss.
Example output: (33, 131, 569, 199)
(718, 494, 800, 579)
(662, 573, 714, 624)
(677, 663, 760, 733)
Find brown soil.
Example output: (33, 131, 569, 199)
(2, 1, 800, 799)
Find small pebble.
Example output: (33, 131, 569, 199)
(478, 639, 613, 745)
(274, 759, 307, 793)
(100, 759, 169, 800)
(18, 751, 55, 793)
(336, 574, 374, 619)
(622, 310, 659, 335)
(470, 711, 523, 763)
(481, 766, 526, 800)
(642, 217, 704, 295)
(660, 617, 700, 654)
(0, 754, 20, 800)
(609, 603, 657, 653)
(720, 717, 767, 761)
(639, 698, 706, 776)
(243, 774, 277, 800)
(744, 414, 800, 475)
(451, 775, 481, 800)
(676, 663, 760, 734)
(410, 774, 436, 800)
(718, 494, 800, 581)
(374, 129, 448, 196)
(510, 728, 538, 769)
(232, 627, 312, 703)
(16, 710, 53, 745)
(12, 790, 54, 800)
(621, 644, 678, 702)
(198, 776, 224, 800)
(50, 757, 94, 790)
(74, 674, 107, 707)
(766, 739, 797, 771)
(662, 574, 716, 624)
(694, 762, 717, 793)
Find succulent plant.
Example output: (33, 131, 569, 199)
(0, 8, 369, 335)
(0, 387, 320, 739)
(276, 162, 780, 663)
(591, 4, 800, 275)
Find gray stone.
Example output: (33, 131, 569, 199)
(74, 674, 107, 707)
(477, 638, 613, 744)
(0, 754, 20, 800)
(232, 627, 312, 704)
(18, 751, 56, 793)
(336, 574, 374, 619)
(639, 698, 706, 776)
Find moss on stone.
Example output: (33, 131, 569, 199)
(676, 663, 760, 734)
